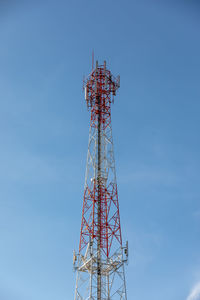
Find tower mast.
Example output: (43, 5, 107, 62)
(97, 63, 102, 299)
(74, 60, 128, 300)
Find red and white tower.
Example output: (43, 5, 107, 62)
(73, 60, 128, 300)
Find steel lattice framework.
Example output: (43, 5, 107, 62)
(73, 60, 128, 300)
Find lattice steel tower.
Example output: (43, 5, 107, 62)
(73, 60, 128, 300)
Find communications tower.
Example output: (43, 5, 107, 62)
(73, 60, 128, 300)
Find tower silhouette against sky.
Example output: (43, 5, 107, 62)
(73, 60, 128, 300)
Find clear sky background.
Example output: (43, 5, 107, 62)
(0, 0, 200, 300)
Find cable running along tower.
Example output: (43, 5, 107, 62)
(73, 60, 128, 300)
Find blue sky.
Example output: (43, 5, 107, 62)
(0, 0, 200, 299)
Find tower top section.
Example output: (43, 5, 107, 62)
(84, 60, 120, 111)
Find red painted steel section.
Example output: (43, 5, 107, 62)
(79, 63, 121, 258)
